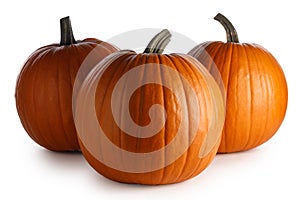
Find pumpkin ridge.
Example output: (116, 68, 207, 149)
(99, 54, 136, 151)
(60, 49, 79, 149)
(35, 56, 56, 149)
(221, 44, 234, 152)
(158, 54, 179, 183)
(240, 44, 253, 150)
(16, 59, 33, 134)
(249, 45, 270, 148)
(170, 55, 203, 182)
(29, 58, 46, 148)
(159, 54, 186, 182)
(135, 54, 148, 153)
(139, 54, 151, 138)
(27, 57, 44, 145)
(252, 44, 271, 149)
(207, 43, 227, 92)
(56, 53, 72, 149)
(118, 55, 137, 164)
(175, 56, 206, 181)
(17, 58, 41, 146)
(156, 54, 166, 183)
(233, 44, 241, 150)
(181, 55, 223, 176)
(206, 43, 224, 73)
(254, 46, 275, 146)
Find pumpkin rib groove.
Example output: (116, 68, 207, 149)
(166, 54, 186, 182)
(160, 54, 176, 183)
(254, 47, 274, 146)
(233, 44, 241, 150)
(19, 59, 41, 146)
(70, 44, 83, 85)
(34, 58, 55, 149)
(17, 59, 34, 137)
(61, 50, 78, 149)
(36, 58, 58, 149)
(138, 53, 147, 139)
(157, 54, 167, 184)
(174, 55, 197, 182)
(161, 55, 184, 182)
(28, 56, 46, 146)
(172, 55, 206, 182)
(59, 50, 76, 150)
(40, 51, 56, 150)
(241, 44, 253, 150)
(260, 45, 288, 105)
(180, 55, 219, 179)
(146, 53, 164, 184)
(160, 54, 181, 183)
(60, 49, 78, 149)
(33, 49, 62, 148)
(136, 54, 149, 154)
(189, 150, 211, 180)
(176, 57, 204, 180)
(156, 54, 166, 184)
(248, 45, 265, 148)
(96, 54, 130, 181)
(208, 43, 224, 73)
(250, 44, 262, 149)
(187, 57, 220, 178)
(114, 54, 136, 151)
(209, 44, 228, 152)
(118, 55, 134, 173)
(224, 44, 235, 152)
(229, 44, 240, 152)
(168, 55, 191, 183)
(56, 54, 70, 149)
(210, 44, 225, 79)
(119, 54, 143, 179)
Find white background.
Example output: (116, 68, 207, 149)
(1, 0, 299, 199)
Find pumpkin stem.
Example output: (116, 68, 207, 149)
(214, 13, 239, 43)
(143, 29, 171, 53)
(60, 16, 77, 45)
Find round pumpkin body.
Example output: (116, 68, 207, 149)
(189, 14, 288, 153)
(15, 17, 118, 151)
(74, 40, 226, 184)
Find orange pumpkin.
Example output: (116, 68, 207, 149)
(15, 16, 118, 151)
(189, 13, 288, 153)
(74, 29, 226, 184)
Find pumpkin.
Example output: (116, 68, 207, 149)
(74, 29, 226, 184)
(15, 16, 118, 151)
(188, 13, 288, 153)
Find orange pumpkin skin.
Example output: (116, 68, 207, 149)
(15, 17, 118, 151)
(75, 50, 225, 184)
(189, 15, 288, 153)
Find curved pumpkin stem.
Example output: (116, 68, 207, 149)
(143, 29, 171, 53)
(214, 13, 239, 43)
(60, 16, 77, 45)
